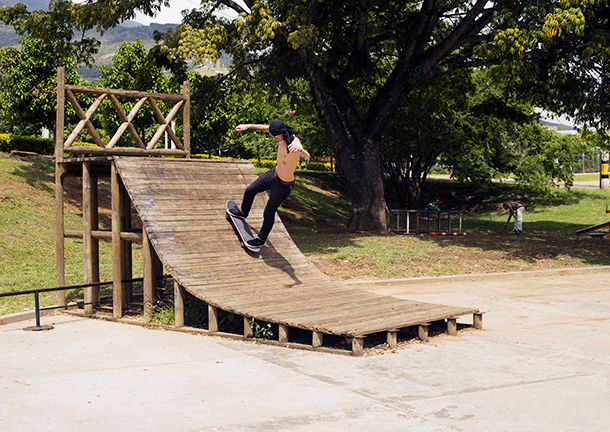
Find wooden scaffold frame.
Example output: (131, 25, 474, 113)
(54, 66, 190, 320)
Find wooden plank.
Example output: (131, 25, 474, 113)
(65, 84, 188, 101)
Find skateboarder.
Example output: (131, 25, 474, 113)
(229, 119, 310, 248)
(503, 201, 525, 234)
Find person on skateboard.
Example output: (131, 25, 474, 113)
(228, 119, 310, 248)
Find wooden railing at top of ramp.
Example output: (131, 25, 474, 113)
(54, 66, 190, 162)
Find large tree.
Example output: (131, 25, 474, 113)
(168, 0, 610, 232)
(0, 36, 80, 134)
(2, 0, 608, 232)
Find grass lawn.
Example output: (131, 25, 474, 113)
(282, 171, 610, 280)
(1, 153, 609, 315)
(0, 153, 142, 315)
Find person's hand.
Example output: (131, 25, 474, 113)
(235, 124, 248, 132)
(287, 140, 303, 153)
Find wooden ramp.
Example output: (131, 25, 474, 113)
(115, 157, 480, 355)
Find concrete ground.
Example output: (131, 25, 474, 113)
(1, 267, 610, 432)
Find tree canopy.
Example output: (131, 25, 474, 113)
(0, 36, 80, 133)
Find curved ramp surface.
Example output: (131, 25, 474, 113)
(115, 157, 478, 341)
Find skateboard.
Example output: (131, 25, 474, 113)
(226, 200, 260, 253)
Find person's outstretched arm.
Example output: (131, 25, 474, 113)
(235, 124, 269, 133)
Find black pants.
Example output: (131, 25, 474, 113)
(240, 168, 294, 241)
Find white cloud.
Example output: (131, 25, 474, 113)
(133, 0, 200, 25)
(132, 0, 240, 25)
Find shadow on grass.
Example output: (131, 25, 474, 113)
(9, 155, 55, 194)
(412, 179, 588, 215)
(423, 230, 610, 267)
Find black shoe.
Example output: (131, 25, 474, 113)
(247, 237, 265, 247)
(228, 207, 247, 219)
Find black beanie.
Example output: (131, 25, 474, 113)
(268, 119, 295, 144)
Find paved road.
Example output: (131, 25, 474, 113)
(429, 175, 602, 190)
(2, 267, 610, 431)
(500, 179, 600, 190)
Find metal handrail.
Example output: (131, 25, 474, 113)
(1, 277, 157, 331)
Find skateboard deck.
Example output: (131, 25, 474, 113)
(226, 200, 260, 253)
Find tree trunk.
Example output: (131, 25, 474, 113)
(298, 49, 390, 233)
(332, 133, 389, 233)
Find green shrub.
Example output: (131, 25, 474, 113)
(0, 134, 54, 155)
(192, 153, 235, 161)
(301, 162, 332, 172)
(251, 159, 276, 168)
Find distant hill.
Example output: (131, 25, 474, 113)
(540, 120, 578, 134)
(81, 23, 178, 80)
(0, 0, 47, 8)
(0, 0, 178, 80)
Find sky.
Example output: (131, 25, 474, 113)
(132, 0, 238, 25)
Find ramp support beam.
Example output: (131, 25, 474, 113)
(111, 162, 125, 318)
(244, 317, 253, 338)
(83, 161, 100, 314)
(174, 281, 185, 327)
(418, 323, 430, 342)
(474, 312, 485, 330)
(208, 305, 219, 332)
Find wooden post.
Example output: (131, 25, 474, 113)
(111, 162, 124, 319)
(174, 280, 185, 328)
(83, 162, 98, 314)
(386, 329, 398, 348)
(91, 173, 99, 306)
(312, 331, 323, 348)
(55, 67, 66, 306)
(473, 312, 484, 330)
(447, 318, 458, 336)
(142, 228, 155, 321)
(244, 317, 253, 338)
(122, 189, 133, 303)
(351, 336, 365, 357)
(183, 80, 190, 157)
(418, 324, 430, 342)
(208, 305, 218, 332)
(279, 324, 289, 343)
